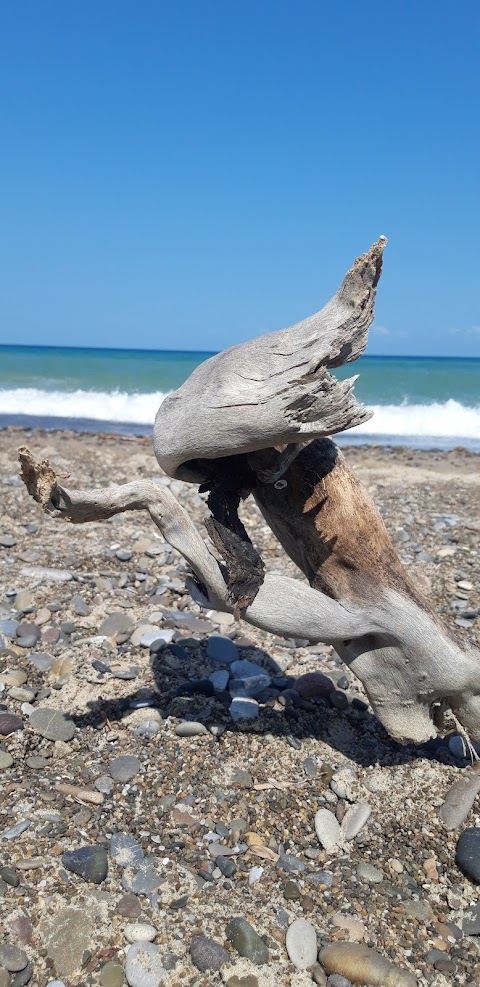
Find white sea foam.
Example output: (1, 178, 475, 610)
(352, 399, 480, 440)
(0, 387, 170, 424)
(0, 389, 479, 443)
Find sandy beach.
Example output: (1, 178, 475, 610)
(1, 426, 479, 987)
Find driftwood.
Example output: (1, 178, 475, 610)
(18, 238, 480, 746)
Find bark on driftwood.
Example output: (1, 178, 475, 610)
(18, 238, 480, 746)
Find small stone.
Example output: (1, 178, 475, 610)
(216, 855, 236, 878)
(99, 612, 134, 637)
(285, 918, 318, 970)
(0, 534, 16, 547)
(438, 765, 480, 830)
(209, 669, 230, 691)
(341, 801, 371, 840)
(248, 866, 263, 885)
(284, 880, 301, 900)
(175, 721, 208, 736)
(109, 755, 142, 782)
(230, 697, 260, 721)
(295, 671, 334, 698)
(125, 941, 164, 987)
(0, 750, 14, 769)
(45, 982, 67, 987)
(0, 945, 28, 973)
(329, 690, 349, 711)
(225, 917, 269, 964)
(319, 942, 416, 987)
(116, 549, 133, 562)
(206, 635, 239, 664)
(62, 845, 108, 883)
(124, 923, 157, 943)
(356, 861, 384, 884)
(110, 833, 144, 869)
(311, 965, 328, 986)
(117, 894, 142, 918)
(190, 936, 230, 972)
(8, 687, 35, 702)
(122, 862, 161, 895)
(99, 962, 124, 987)
(0, 670, 27, 686)
(0, 865, 20, 886)
(456, 827, 480, 881)
(332, 913, 365, 942)
(30, 707, 75, 741)
(20, 565, 72, 581)
(0, 712, 23, 735)
(72, 594, 90, 616)
(0, 820, 31, 840)
(11, 963, 33, 987)
(314, 808, 341, 850)
(28, 651, 54, 672)
(327, 977, 352, 987)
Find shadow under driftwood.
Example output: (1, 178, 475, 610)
(70, 636, 453, 771)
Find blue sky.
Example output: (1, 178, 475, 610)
(0, 1, 479, 356)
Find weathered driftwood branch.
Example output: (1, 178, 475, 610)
(18, 238, 480, 746)
(154, 237, 386, 482)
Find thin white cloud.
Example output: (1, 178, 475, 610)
(371, 324, 390, 336)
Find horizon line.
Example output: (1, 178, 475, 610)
(1, 343, 480, 361)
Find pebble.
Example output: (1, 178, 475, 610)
(341, 801, 371, 840)
(116, 549, 133, 562)
(20, 565, 73, 581)
(110, 833, 145, 868)
(0, 945, 28, 972)
(314, 808, 341, 850)
(99, 612, 136, 636)
(0, 619, 19, 638)
(99, 963, 124, 987)
(248, 865, 263, 885)
(29, 707, 75, 741)
(117, 894, 142, 918)
(175, 721, 208, 736)
(45, 982, 67, 987)
(124, 923, 157, 943)
(0, 749, 14, 769)
(356, 860, 384, 883)
(62, 844, 108, 883)
(8, 687, 35, 702)
(0, 866, 20, 886)
(122, 862, 161, 895)
(11, 964, 33, 987)
(319, 942, 417, 987)
(125, 941, 165, 987)
(327, 977, 351, 987)
(0, 670, 27, 686)
(28, 652, 54, 672)
(109, 755, 142, 782)
(190, 935, 230, 972)
(230, 697, 260, 721)
(225, 917, 269, 964)
(206, 635, 239, 664)
(438, 765, 480, 830)
(285, 918, 318, 969)
(0, 712, 23, 735)
(209, 669, 230, 691)
(0, 534, 16, 547)
(456, 827, 480, 881)
(295, 671, 334, 698)
(0, 820, 31, 840)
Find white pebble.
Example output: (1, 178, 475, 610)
(285, 917, 318, 969)
(124, 922, 157, 943)
(248, 865, 264, 885)
(314, 808, 341, 850)
(341, 800, 371, 840)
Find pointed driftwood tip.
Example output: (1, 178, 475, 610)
(18, 445, 58, 508)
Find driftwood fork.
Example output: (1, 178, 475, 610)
(19, 238, 480, 746)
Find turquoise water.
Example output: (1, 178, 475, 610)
(0, 345, 479, 449)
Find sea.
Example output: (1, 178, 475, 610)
(0, 345, 479, 451)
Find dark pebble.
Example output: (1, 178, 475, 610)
(0, 865, 20, 887)
(62, 845, 108, 883)
(456, 827, 480, 882)
(190, 935, 230, 972)
(216, 855, 236, 878)
(0, 713, 24, 735)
